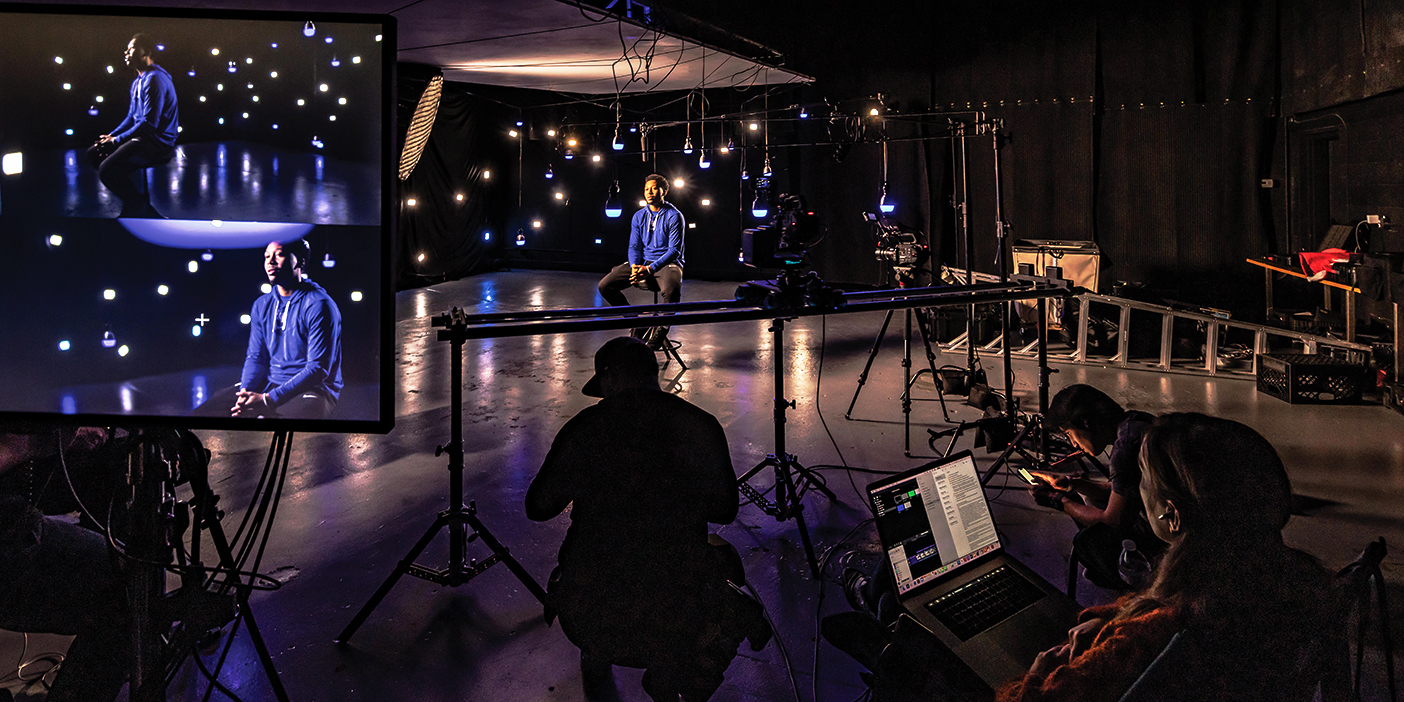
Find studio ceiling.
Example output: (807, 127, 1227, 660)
(29, 0, 810, 94)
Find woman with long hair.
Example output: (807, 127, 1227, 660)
(998, 412, 1339, 702)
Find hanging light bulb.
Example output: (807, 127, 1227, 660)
(762, 156, 773, 178)
(201, 249, 214, 262)
(516, 230, 526, 246)
(604, 181, 623, 218)
(544, 164, 555, 179)
(682, 135, 693, 155)
(612, 129, 624, 151)
(799, 107, 809, 118)
(751, 190, 770, 218)
(303, 21, 316, 37)
(879, 182, 895, 213)
(741, 169, 750, 181)
(698, 150, 711, 169)
(330, 55, 340, 67)
(101, 328, 117, 348)
(322, 252, 337, 268)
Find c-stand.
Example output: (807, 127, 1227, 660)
(979, 288, 1056, 486)
(336, 308, 547, 644)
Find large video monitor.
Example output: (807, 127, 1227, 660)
(0, 4, 396, 433)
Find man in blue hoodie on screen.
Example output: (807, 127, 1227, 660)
(219, 239, 343, 419)
(86, 32, 179, 218)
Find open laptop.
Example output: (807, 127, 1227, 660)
(866, 450, 1082, 688)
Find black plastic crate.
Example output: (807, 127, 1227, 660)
(1257, 353, 1366, 405)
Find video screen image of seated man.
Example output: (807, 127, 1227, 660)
(85, 32, 179, 219)
(596, 174, 685, 347)
(193, 238, 342, 419)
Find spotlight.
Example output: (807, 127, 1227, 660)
(217, 84, 224, 91)
(483, 170, 491, 179)
(455, 193, 464, 201)
(210, 48, 219, 56)
(673, 178, 684, 188)
(483, 231, 491, 241)
(62, 83, 70, 90)
(567, 138, 577, 147)
(353, 56, 361, 64)
(261, 283, 273, 294)
(701, 199, 711, 206)
(297, 99, 305, 106)
(118, 345, 129, 357)
(532, 220, 542, 228)
(199, 96, 206, 102)
(350, 291, 363, 302)
(188, 261, 199, 273)
(103, 289, 116, 300)
(58, 340, 70, 351)
(749, 122, 759, 131)
(595, 238, 602, 245)
(241, 314, 251, 324)
(338, 97, 347, 105)
(547, 129, 557, 137)
(319, 83, 328, 92)
(870, 107, 880, 116)
(605, 181, 622, 218)
(303, 21, 316, 37)
(157, 285, 169, 295)
(245, 57, 253, 64)
(96, 96, 103, 103)
(53, 56, 63, 64)
(591, 154, 601, 162)
(554, 191, 564, 200)
(322, 253, 336, 268)
(509, 129, 518, 137)
(106, 66, 113, 73)
(64, 129, 73, 135)
(2, 153, 21, 175)
(191, 325, 202, 337)
(47, 234, 62, 246)
(270, 71, 278, 78)
(407, 198, 417, 206)
(201, 249, 214, 261)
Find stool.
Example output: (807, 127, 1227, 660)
(632, 279, 687, 371)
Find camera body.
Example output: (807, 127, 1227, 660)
(865, 212, 930, 287)
(740, 194, 820, 269)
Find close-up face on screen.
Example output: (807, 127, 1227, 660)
(0, 7, 395, 432)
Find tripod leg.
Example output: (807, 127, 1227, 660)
(792, 501, 821, 578)
(845, 309, 895, 419)
(336, 512, 451, 643)
(791, 458, 839, 503)
(915, 310, 954, 423)
(980, 417, 1041, 486)
(238, 604, 291, 702)
(465, 511, 548, 605)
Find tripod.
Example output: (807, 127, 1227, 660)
(118, 428, 290, 702)
(736, 317, 839, 578)
(844, 306, 958, 456)
(978, 294, 1056, 486)
(337, 310, 547, 644)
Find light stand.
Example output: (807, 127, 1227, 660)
(991, 121, 1017, 426)
(980, 290, 1056, 486)
(736, 315, 839, 578)
(336, 310, 547, 644)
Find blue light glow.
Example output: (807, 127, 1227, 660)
(58, 340, 70, 351)
(605, 207, 622, 218)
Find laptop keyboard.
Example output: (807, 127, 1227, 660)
(924, 565, 1046, 641)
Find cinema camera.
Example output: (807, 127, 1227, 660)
(865, 211, 931, 287)
(737, 194, 844, 311)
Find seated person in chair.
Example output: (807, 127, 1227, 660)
(827, 414, 1337, 702)
(527, 337, 768, 702)
(1030, 384, 1161, 589)
(0, 427, 128, 702)
(999, 413, 1336, 701)
(86, 32, 179, 219)
(596, 174, 685, 349)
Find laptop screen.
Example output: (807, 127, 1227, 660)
(869, 452, 1002, 596)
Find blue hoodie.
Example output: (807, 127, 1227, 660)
(240, 280, 343, 405)
(628, 201, 685, 269)
(110, 64, 179, 148)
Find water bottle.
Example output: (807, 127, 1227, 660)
(1118, 539, 1152, 589)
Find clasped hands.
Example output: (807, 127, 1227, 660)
(231, 389, 270, 417)
(627, 263, 653, 285)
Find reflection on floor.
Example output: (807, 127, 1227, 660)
(6, 269, 1402, 701)
(20, 141, 379, 224)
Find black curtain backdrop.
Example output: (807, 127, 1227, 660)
(394, 64, 513, 288)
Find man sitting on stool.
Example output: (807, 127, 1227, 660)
(528, 337, 768, 701)
(596, 174, 685, 350)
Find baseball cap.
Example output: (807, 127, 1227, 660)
(581, 336, 658, 397)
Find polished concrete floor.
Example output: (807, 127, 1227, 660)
(7, 269, 1404, 701)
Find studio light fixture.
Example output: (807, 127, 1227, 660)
(101, 328, 117, 348)
(545, 164, 554, 179)
(878, 139, 895, 213)
(605, 181, 622, 218)
(762, 155, 773, 178)
(201, 249, 214, 261)
(303, 21, 316, 37)
(683, 135, 693, 155)
(751, 191, 769, 218)
(322, 253, 336, 268)
(698, 150, 710, 169)
(331, 56, 340, 67)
